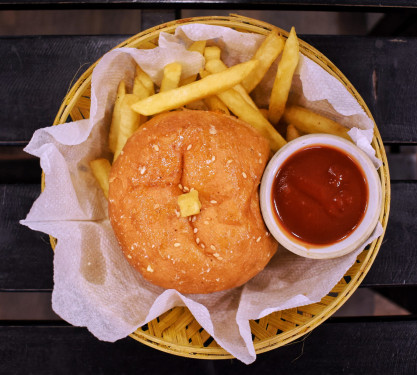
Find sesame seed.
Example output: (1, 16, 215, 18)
(212, 156, 216, 161)
(200, 243, 205, 249)
(266, 232, 270, 237)
(242, 172, 247, 179)
(174, 209, 180, 218)
(183, 186, 189, 192)
(174, 243, 181, 247)
(190, 187, 195, 192)
(256, 236, 261, 242)
(87, 262, 91, 266)
(216, 278, 220, 282)
(259, 158, 262, 163)
(187, 144, 192, 151)
(227, 159, 233, 165)
(204, 221, 209, 225)
(127, 255, 132, 259)
(210, 200, 217, 204)
(209, 126, 217, 135)
(213, 252, 219, 257)
(147, 265, 154, 272)
(153, 144, 159, 151)
(120, 151, 124, 155)
(154, 204, 160, 209)
(196, 238, 200, 244)
(193, 228, 198, 233)
(178, 184, 183, 190)
(211, 245, 216, 251)
(218, 257, 223, 260)
(188, 217, 192, 221)
(192, 216, 196, 222)
(140, 166, 146, 174)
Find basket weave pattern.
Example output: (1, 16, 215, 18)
(49, 15, 390, 359)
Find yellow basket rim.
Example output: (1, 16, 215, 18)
(44, 14, 391, 360)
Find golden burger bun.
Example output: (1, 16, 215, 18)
(108, 110, 278, 294)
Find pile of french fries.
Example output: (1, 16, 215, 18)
(90, 26, 350, 198)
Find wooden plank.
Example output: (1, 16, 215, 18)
(363, 181, 417, 287)
(303, 35, 417, 144)
(0, 0, 416, 10)
(1, 35, 416, 144)
(2, 181, 416, 291)
(0, 318, 416, 374)
(0, 184, 53, 291)
(0, 35, 126, 143)
(0, 146, 42, 184)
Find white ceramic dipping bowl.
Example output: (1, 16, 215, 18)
(260, 134, 382, 259)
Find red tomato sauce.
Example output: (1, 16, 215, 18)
(271, 145, 368, 245)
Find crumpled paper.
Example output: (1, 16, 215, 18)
(21, 23, 383, 364)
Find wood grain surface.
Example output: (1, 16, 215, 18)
(1, 36, 416, 144)
(1, 182, 415, 291)
(0, 317, 416, 374)
(0, 0, 416, 10)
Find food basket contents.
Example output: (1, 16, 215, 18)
(21, 16, 388, 364)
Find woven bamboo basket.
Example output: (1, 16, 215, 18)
(45, 14, 390, 359)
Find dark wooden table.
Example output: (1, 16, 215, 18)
(1, 2, 417, 374)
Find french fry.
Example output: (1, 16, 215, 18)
(90, 158, 112, 199)
(160, 62, 182, 92)
(242, 30, 284, 93)
(133, 77, 151, 100)
(108, 80, 126, 153)
(204, 95, 230, 115)
(286, 123, 302, 141)
(215, 88, 286, 152)
(205, 59, 258, 110)
(259, 108, 269, 119)
(283, 105, 350, 140)
(188, 40, 207, 55)
(198, 69, 230, 114)
(140, 40, 158, 50)
(204, 46, 221, 61)
(268, 27, 300, 125)
(184, 100, 207, 111)
(135, 65, 155, 96)
(131, 60, 258, 116)
(179, 41, 206, 86)
(113, 94, 142, 161)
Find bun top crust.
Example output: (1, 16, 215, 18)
(108, 110, 277, 294)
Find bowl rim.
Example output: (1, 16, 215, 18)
(260, 134, 382, 259)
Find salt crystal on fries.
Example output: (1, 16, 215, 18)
(242, 30, 284, 93)
(268, 27, 300, 125)
(90, 158, 112, 198)
(131, 60, 258, 116)
(283, 105, 350, 140)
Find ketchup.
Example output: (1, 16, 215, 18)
(271, 145, 368, 245)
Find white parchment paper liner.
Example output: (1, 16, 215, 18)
(21, 24, 383, 364)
